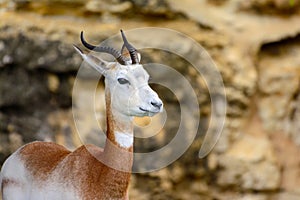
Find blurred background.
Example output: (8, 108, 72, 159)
(1, 0, 300, 199)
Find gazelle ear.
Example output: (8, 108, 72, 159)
(73, 45, 108, 75)
(121, 44, 141, 64)
(121, 44, 131, 63)
(137, 52, 141, 63)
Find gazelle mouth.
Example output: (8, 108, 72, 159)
(139, 107, 158, 114)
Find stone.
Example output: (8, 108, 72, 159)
(85, 0, 132, 13)
(0, 32, 80, 72)
(130, 0, 173, 16)
(291, 93, 300, 146)
(258, 95, 292, 130)
(217, 134, 280, 190)
(258, 35, 300, 133)
(237, 194, 268, 200)
(273, 192, 300, 200)
(270, 132, 300, 196)
(47, 73, 60, 93)
(8, 132, 23, 152)
(258, 65, 298, 95)
(238, 0, 300, 13)
(0, 66, 50, 107)
(241, 162, 280, 190)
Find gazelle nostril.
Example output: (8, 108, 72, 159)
(151, 101, 162, 109)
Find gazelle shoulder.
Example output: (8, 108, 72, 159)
(19, 141, 71, 179)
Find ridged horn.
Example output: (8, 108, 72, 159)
(120, 30, 139, 64)
(80, 31, 126, 65)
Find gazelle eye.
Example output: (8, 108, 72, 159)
(117, 78, 130, 85)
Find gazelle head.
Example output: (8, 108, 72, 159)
(74, 30, 163, 118)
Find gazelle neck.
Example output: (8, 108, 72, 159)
(105, 89, 134, 148)
(103, 90, 134, 172)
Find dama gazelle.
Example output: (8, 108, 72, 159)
(0, 30, 163, 200)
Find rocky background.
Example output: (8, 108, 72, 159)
(1, 0, 300, 199)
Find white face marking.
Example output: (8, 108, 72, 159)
(76, 49, 163, 118)
(106, 64, 163, 117)
(114, 132, 133, 148)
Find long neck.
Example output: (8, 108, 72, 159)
(94, 90, 133, 199)
(103, 90, 134, 172)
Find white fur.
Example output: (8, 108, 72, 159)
(114, 132, 133, 148)
(1, 149, 30, 200)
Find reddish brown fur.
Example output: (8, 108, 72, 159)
(20, 142, 71, 181)
(74, 145, 132, 199)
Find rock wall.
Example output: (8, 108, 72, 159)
(1, 0, 300, 199)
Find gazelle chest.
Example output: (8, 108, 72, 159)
(114, 132, 133, 149)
